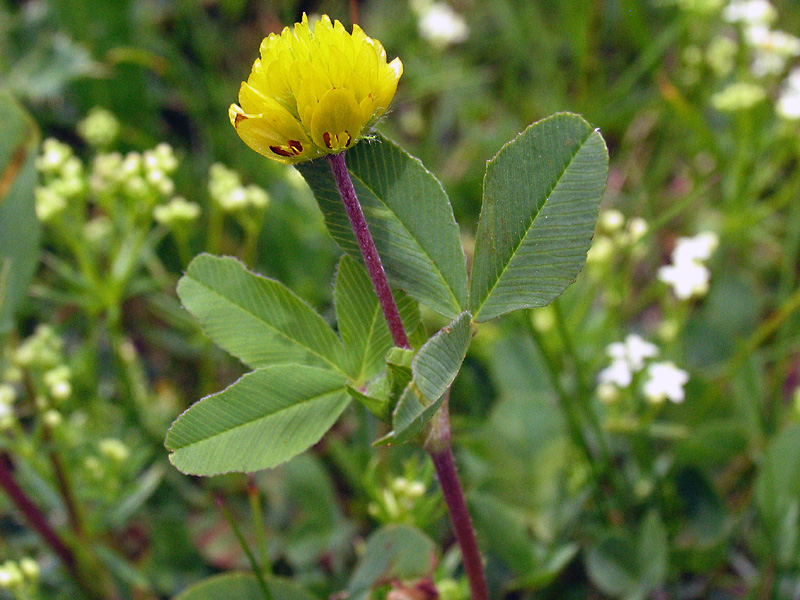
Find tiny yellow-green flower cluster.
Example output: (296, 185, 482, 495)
(208, 163, 270, 213)
(229, 14, 403, 164)
(0, 557, 40, 596)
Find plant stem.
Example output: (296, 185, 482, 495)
(424, 399, 489, 600)
(0, 453, 105, 599)
(0, 453, 75, 568)
(327, 152, 410, 349)
(48, 445, 84, 537)
(552, 300, 611, 463)
(248, 476, 272, 575)
(327, 150, 487, 598)
(217, 496, 273, 600)
(521, 311, 596, 465)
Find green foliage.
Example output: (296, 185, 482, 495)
(174, 573, 318, 600)
(756, 425, 800, 567)
(297, 134, 468, 318)
(4, 1, 800, 599)
(384, 312, 472, 444)
(347, 524, 437, 600)
(470, 113, 608, 322)
(334, 254, 420, 382)
(177, 254, 345, 373)
(586, 511, 669, 600)
(165, 366, 350, 475)
(0, 92, 40, 333)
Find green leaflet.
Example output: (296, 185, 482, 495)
(0, 92, 41, 333)
(585, 511, 668, 600)
(165, 365, 350, 476)
(756, 425, 800, 566)
(177, 254, 345, 373)
(347, 525, 438, 600)
(334, 254, 420, 382)
(173, 573, 317, 600)
(380, 312, 472, 444)
(297, 134, 469, 319)
(470, 113, 608, 322)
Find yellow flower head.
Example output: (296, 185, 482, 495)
(229, 14, 403, 164)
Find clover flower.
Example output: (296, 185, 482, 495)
(229, 14, 403, 164)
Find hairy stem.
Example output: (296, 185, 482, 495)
(424, 399, 489, 600)
(327, 150, 487, 598)
(327, 152, 410, 349)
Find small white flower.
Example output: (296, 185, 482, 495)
(43, 409, 63, 428)
(35, 138, 73, 175)
(744, 25, 800, 55)
(607, 334, 660, 373)
(121, 152, 143, 177)
(627, 217, 649, 244)
(598, 334, 659, 390)
(658, 260, 711, 299)
(598, 209, 625, 234)
(416, 2, 469, 48)
(660, 232, 718, 300)
(143, 143, 179, 174)
(597, 382, 621, 403)
(599, 358, 633, 388)
(0, 384, 17, 405)
(723, 0, 776, 25)
(777, 68, 800, 120)
(745, 26, 800, 77)
(0, 561, 23, 588)
(643, 362, 689, 403)
(672, 232, 719, 264)
(219, 186, 248, 212)
(0, 402, 14, 429)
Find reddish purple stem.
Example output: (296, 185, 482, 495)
(430, 447, 489, 600)
(0, 453, 77, 576)
(426, 401, 489, 600)
(327, 150, 488, 600)
(327, 152, 410, 349)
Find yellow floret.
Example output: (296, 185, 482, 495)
(229, 14, 403, 164)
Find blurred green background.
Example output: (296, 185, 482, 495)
(4, 0, 800, 598)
